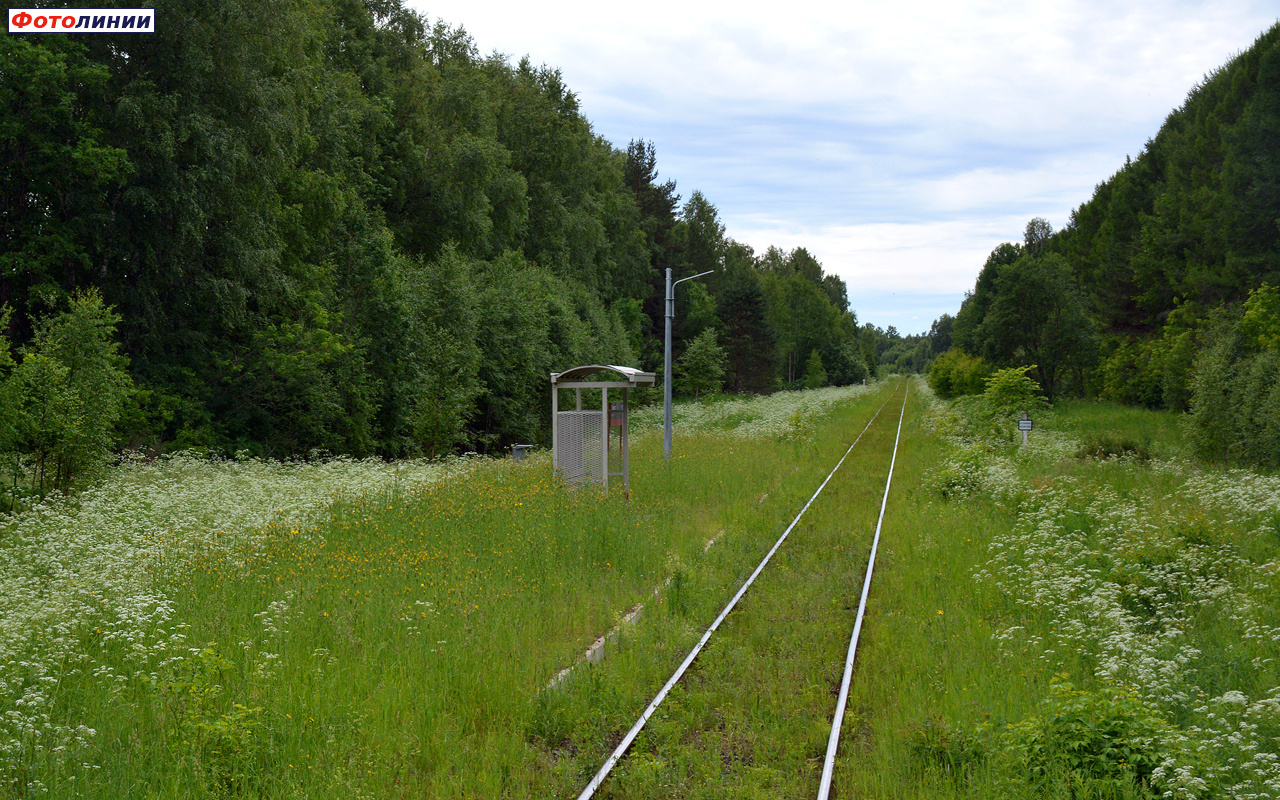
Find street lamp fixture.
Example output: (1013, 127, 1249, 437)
(664, 267, 715, 459)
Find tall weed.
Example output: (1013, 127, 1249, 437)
(924, 380, 1280, 799)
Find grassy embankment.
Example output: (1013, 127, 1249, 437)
(1, 381, 895, 798)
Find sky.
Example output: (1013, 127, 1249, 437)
(406, 0, 1278, 334)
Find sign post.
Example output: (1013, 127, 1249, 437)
(1018, 411, 1033, 446)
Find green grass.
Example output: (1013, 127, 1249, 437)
(1051, 399, 1187, 460)
(823, 389, 1280, 799)
(7, 383, 1278, 799)
(580, 381, 911, 798)
(550, 386, 1280, 799)
(8, 383, 898, 798)
(572, 379, 1031, 799)
(830, 389, 1042, 798)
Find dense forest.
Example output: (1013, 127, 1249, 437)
(933, 22, 1280, 467)
(0, 0, 919, 494)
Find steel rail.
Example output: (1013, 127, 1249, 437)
(816, 380, 910, 800)
(574, 380, 905, 800)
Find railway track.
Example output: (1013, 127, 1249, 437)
(574, 378, 912, 798)
(817, 379, 908, 799)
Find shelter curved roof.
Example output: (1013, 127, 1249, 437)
(550, 364, 656, 386)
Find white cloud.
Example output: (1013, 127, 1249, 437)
(922, 155, 1121, 215)
(406, 0, 1278, 329)
(732, 216, 1028, 295)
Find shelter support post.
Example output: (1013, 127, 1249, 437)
(622, 388, 630, 497)
(601, 386, 609, 493)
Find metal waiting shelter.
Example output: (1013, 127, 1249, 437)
(551, 365, 655, 494)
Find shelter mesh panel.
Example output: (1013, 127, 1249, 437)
(557, 411, 603, 485)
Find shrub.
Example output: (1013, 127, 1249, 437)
(1157, 303, 1204, 412)
(926, 443, 990, 499)
(0, 307, 22, 507)
(1007, 677, 1170, 794)
(161, 647, 264, 794)
(928, 349, 992, 399)
(5, 290, 133, 493)
(1187, 295, 1280, 468)
(1238, 349, 1280, 468)
(1100, 338, 1163, 408)
(982, 365, 1047, 417)
(803, 348, 827, 389)
(1186, 326, 1240, 465)
(1238, 282, 1280, 350)
(823, 339, 869, 386)
(1075, 434, 1152, 462)
(676, 327, 728, 398)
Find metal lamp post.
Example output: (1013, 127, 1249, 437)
(664, 267, 715, 459)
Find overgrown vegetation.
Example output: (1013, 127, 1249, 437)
(0, 290, 132, 508)
(1185, 285, 1280, 467)
(927, 348, 992, 399)
(5, 373, 1275, 798)
(555, 379, 1280, 799)
(0, 382, 884, 796)
(935, 23, 1280, 468)
(861, 380, 1280, 800)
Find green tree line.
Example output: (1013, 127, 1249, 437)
(930, 22, 1280, 467)
(1, 0, 875, 493)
